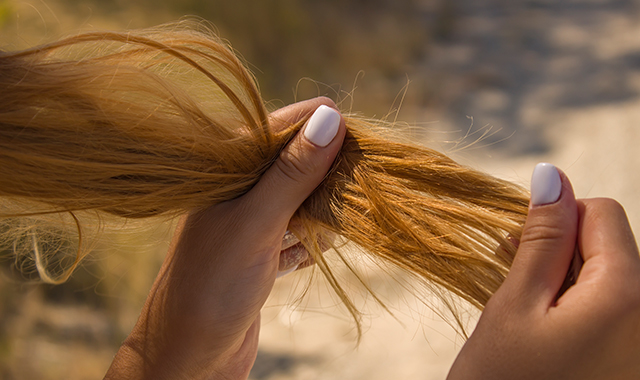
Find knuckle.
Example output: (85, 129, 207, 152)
(520, 222, 566, 245)
(593, 197, 627, 216)
(584, 198, 632, 233)
(594, 197, 623, 209)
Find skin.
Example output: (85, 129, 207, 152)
(105, 97, 346, 380)
(106, 98, 640, 379)
(448, 171, 640, 380)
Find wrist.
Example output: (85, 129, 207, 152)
(105, 319, 257, 380)
(104, 333, 225, 380)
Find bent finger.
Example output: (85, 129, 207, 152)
(578, 198, 639, 264)
(245, 104, 346, 229)
(269, 97, 341, 134)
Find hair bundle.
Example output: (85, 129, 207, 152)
(0, 21, 529, 331)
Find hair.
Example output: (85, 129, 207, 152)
(0, 21, 529, 335)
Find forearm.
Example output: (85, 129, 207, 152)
(104, 321, 255, 380)
(104, 258, 258, 380)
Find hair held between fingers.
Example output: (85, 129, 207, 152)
(0, 20, 529, 336)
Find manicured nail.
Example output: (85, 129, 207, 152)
(531, 163, 562, 206)
(303, 105, 340, 147)
(276, 264, 299, 278)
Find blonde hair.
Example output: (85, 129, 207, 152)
(0, 21, 529, 333)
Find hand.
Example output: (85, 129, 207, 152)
(105, 97, 346, 380)
(448, 164, 640, 380)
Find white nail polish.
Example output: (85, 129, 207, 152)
(303, 105, 340, 147)
(276, 264, 299, 278)
(531, 163, 562, 206)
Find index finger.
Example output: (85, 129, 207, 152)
(578, 198, 639, 264)
(268, 96, 340, 133)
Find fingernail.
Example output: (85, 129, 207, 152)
(279, 244, 308, 271)
(303, 105, 341, 147)
(276, 264, 299, 278)
(281, 230, 300, 250)
(531, 163, 562, 206)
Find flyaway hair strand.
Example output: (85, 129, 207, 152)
(0, 21, 529, 336)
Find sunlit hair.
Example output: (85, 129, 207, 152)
(0, 21, 529, 334)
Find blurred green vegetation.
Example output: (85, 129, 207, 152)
(0, 1, 11, 28)
(0, 0, 453, 114)
(0, 0, 453, 378)
(2, 0, 640, 377)
(0, 221, 172, 379)
(163, 0, 432, 106)
(85, 0, 436, 109)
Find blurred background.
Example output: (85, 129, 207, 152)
(1, 0, 640, 378)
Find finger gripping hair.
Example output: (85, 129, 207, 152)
(0, 21, 529, 334)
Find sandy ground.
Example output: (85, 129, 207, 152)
(252, 3, 640, 379)
(1, 2, 639, 379)
(253, 98, 640, 380)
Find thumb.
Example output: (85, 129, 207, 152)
(246, 104, 345, 226)
(502, 163, 579, 308)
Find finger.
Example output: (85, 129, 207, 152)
(578, 198, 640, 264)
(502, 163, 579, 308)
(278, 242, 308, 275)
(281, 229, 302, 250)
(278, 230, 337, 273)
(245, 103, 346, 228)
(269, 97, 341, 134)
